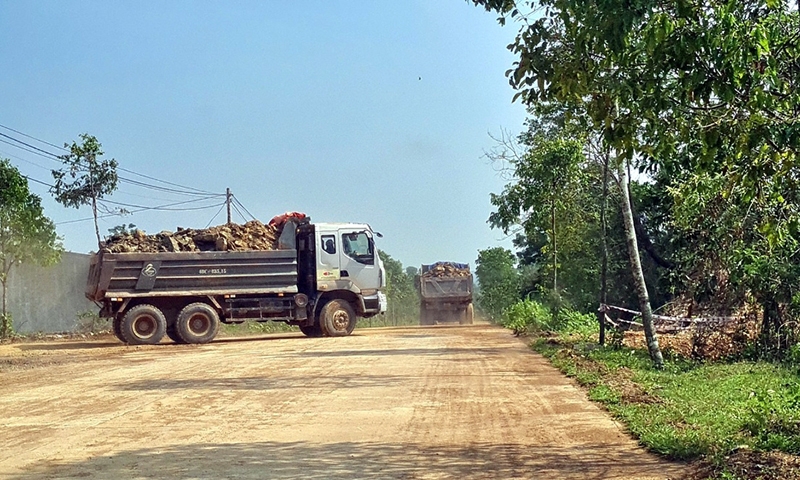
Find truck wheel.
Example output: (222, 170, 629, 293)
(166, 322, 187, 344)
(299, 321, 323, 337)
(419, 305, 432, 326)
(320, 299, 356, 337)
(112, 316, 126, 343)
(119, 304, 166, 345)
(175, 303, 220, 344)
(164, 309, 186, 344)
(461, 304, 474, 325)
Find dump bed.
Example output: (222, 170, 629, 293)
(86, 250, 298, 301)
(418, 275, 473, 301)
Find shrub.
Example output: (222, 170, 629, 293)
(501, 299, 552, 335)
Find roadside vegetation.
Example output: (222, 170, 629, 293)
(467, 1, 800, 476)
(497, 301, 800, 479)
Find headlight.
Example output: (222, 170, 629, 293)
(294, 293, 309, 308)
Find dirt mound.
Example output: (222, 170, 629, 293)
(101, 220, 280, 253)
(421, 262, 471, 278)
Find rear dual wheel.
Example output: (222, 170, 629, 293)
(460, 304, 474, 325)
(175, 303, 220, 344)
(119, 304, 166, 345)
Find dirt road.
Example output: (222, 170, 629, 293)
(0, 324, 688, 479)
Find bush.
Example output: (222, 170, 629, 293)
(501, 299, 552, 335)
(501, 299, 598, 337)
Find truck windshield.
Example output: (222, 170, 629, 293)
(342, 232, 374, 265)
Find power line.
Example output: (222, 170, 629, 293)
(0, 125, 224, 198)
(205, 203, 227, 228)
(118, 177, 225, 197)
(0, 132, 62, 160)
(230, 201, 247, 222)
(0, 123, 67, 152)
(116, 166, 217, 195)
(58, 199, 226, 225)
(100, 196, 222, 211)
(232, 195, 257, 221)
(24, 175, 54, 188)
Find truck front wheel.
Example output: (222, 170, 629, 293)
(119, 304, 166, 345)
(320, 299, 356, 337)
(176, 303, 220, 344)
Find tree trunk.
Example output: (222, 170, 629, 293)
(552, 194, 557, 295)
(599, 150, 609, 345)
(618, 158, 664, 368)
(92, 195, 101, 248)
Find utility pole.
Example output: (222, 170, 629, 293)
(226, 187, 232, 224)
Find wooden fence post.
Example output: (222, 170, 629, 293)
(598, 304, 607, 346)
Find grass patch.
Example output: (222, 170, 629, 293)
(532, 336, 800, 478)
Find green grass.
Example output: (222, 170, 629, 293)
(534, 338, 800, 464)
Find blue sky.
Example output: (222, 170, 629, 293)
(0, 1, 526, 270)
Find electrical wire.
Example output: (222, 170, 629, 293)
(230, 201, 247, 223)
(232, 195, 257, 220)
(58, 200, 226, 225)
(0, 149, 52, 172)
(116, 166, 217, 195)
(0, 126, 223, 198)
(118, 177, 224, 197)
(99, 196, 222, 211)
(0, 124, 67, 152)
(205, 203, 227, 228)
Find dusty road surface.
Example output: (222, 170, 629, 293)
(0, 324, 688, 479)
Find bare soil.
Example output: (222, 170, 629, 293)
(0, 324, 689, 479)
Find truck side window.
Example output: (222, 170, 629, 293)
(342, 232, 374, 265)
(322, 235, 336, 254)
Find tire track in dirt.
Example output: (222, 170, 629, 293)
(0, 325, 689, 479)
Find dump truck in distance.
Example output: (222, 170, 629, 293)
(416, 262, 473, 325)
(85, 217, 387, 345)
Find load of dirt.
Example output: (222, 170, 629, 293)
(421, 262, 471, 278)
(101, 220, 281, 253)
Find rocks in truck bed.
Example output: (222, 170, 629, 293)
(101, 220, 281, 253)
(421, 262, 471, 278)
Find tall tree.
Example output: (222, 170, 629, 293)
(475, 247, 521, 320)
(466, 0, 799, 365)
(0, 160, 63, 337)
(378, 251, 418, 324)
(50, 134, 119, 248)
(489, 136, 584, 313)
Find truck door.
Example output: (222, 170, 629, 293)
(316, 231, 341, 281)
(338, 229, 379, 291)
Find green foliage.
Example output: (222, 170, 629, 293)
(475, 247, 521, 320)
(378, 250, 419, 325)
(535, 337, 800, 464)
(501, 299, 551, 335)
(472, 0, 800, 362)
(50, 133, 119, 247)
(744, 386, 800, 452)
(0, 159, 63, 338)
(501, 298, 597, 338)
(107, 223, 137, 238)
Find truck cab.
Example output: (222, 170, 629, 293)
(296, 222, 387, 335)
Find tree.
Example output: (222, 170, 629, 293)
(107, 223, 137, 238)
(0, 160, 63, 337)
(378, 251, 418, 324)
(51, 134, 119, 248)
(489, 136, 585, 315)
(475, 247, 521, 320)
